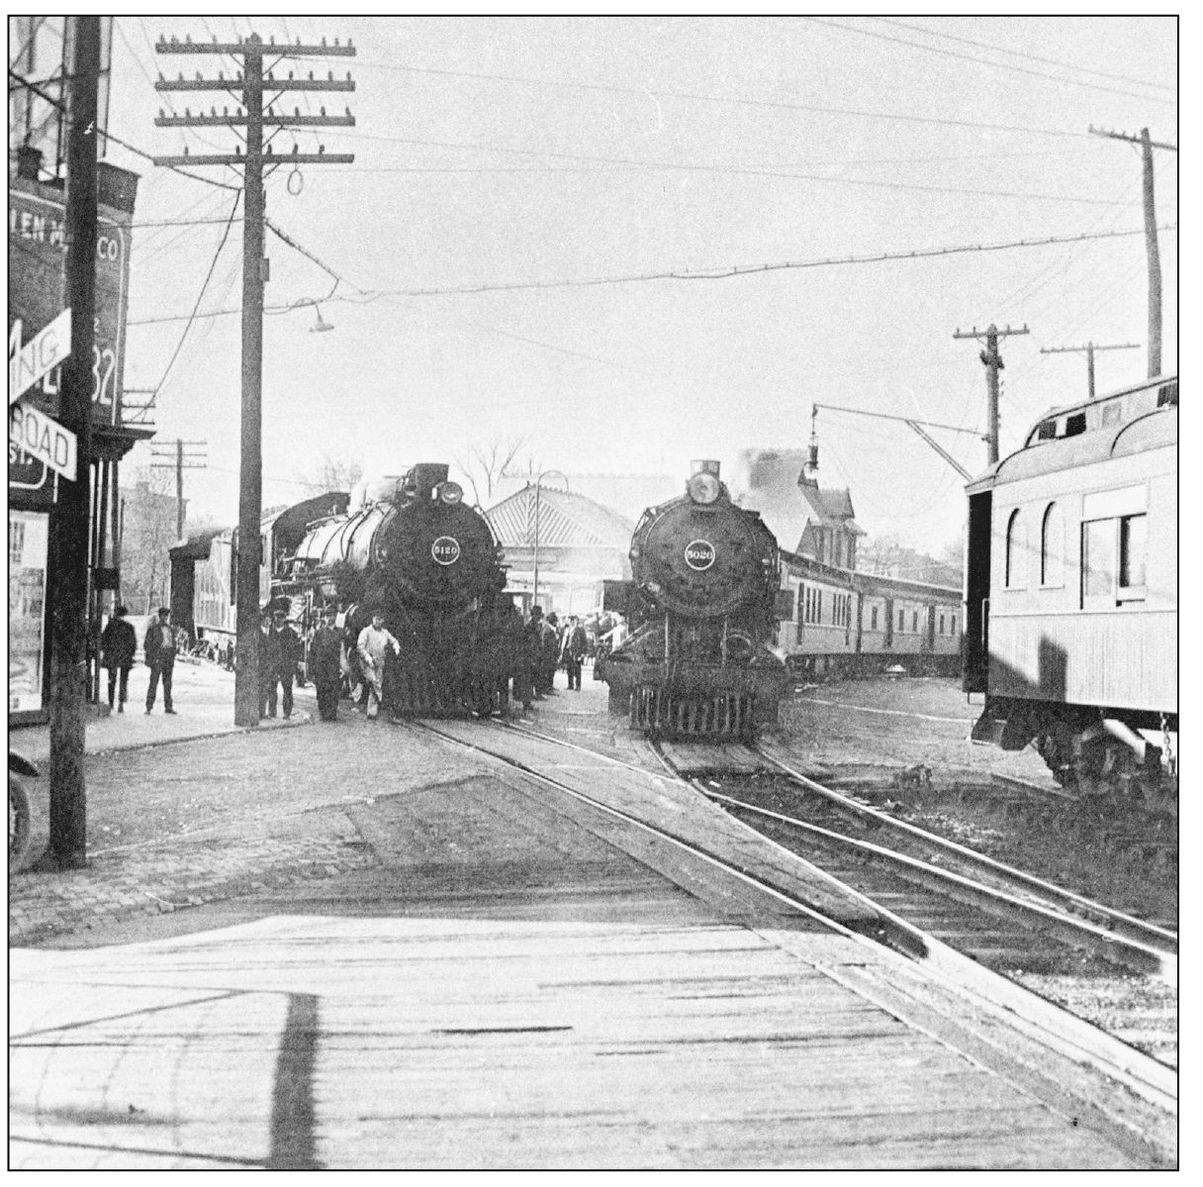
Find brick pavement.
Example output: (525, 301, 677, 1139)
(7, 662, 613, 947)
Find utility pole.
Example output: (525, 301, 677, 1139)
(1039, 341, 1140, 401)
(1090, 125, 1176, 378)
(150, 438, 208, 539)
(46, 15, 100, 868)
(953, 323, 1029, 464)
(154, 32, 355, 726)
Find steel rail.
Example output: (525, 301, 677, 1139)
(754, 742, 1177, 955)
(413, 717, 1178, 1116)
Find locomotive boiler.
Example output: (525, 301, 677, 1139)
(598, 459, 788, 737)
(283, 462, 509, 716)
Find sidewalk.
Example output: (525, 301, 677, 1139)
(12, 657, 306, 765)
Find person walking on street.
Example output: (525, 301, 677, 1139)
(524, 605, 549, 702)
(100, 604, 137, 712)
(538, 610, 560, 695)
(263, 608, 302, 718)
(357, 611, 401, 720)
(144, 607, 179, 714)
(310, 608, 344, 722)
(561, 615, 588, 691)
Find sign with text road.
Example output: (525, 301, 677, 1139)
(9, 401, 76, 482)
(8, 309, 71, 404)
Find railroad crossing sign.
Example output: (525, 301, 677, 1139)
(10, 399, 77, 482)
(8, 309, 72, 404)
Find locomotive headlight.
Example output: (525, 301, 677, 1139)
(438, 481, 464, 505)
(687, 472, 720, 504)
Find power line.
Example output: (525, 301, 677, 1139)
(807, 16, 1177, 105)
(336, 128, 1139, 208)
(144, 190, 243, 410)
(123, 222, 1174, 325)
(357, 57, 1099, 139)
(872, 16, 1176, 93)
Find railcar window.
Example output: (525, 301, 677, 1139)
(1119, 514, 1147, 595)
(1064, 412, 1087, 437)
(1040, 502, 1063, 586)
(912, 610, 918, 632)
(1081, 519, 1116, 606)
(1005, 509, 1024, 587)
(871, 605, 878, 630)
(898, 608, 905, 632)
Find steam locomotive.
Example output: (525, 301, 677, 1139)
(598, 460, 788, 738)
(178, 463, 511, 717)
(963, 374, 1177, 808)
(280, 462, 509, 715)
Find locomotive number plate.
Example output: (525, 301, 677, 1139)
(684, 539, 716, 571)
(431, 536, 461, 565)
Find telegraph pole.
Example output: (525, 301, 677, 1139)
(1090, 125, 1176, 378)
(150, 438, 208, 538)
(154, 32, 355, 725)
(44, 16, 100, 868)
(1039, 341, 1140, 401)
(953, 323, 1029, 464)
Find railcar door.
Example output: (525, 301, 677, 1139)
(964, 489, 992, 692)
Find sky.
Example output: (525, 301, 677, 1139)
(94, 13, 1177, 553)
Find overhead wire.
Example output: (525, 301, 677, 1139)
(356, 57, 1100, 139)
(140, 189, 243, 411)
(337, 128, 1133, 208)
(805, 16, 1177, 105)
(872, 16, 1176, 93)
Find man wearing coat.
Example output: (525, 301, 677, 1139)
(144, 606, 178, 714)
(309, 608, 344, 722)
(561, 615, 588, 691)
(263, 608, 302, 719)
(100, 604, 137, 712)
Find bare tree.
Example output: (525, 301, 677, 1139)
(293, 454, 364, 498)
(119, 467, 180, 613)
(454, 434, 528, 506)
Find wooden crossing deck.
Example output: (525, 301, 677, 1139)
(9, 732, 1166, 1169)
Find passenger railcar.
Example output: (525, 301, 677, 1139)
(597, 460, 788, 737)
(777, 552, 961, 678)
(963, 375, 1177, 806)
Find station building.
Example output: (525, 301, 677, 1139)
(484, 484, 635, 618)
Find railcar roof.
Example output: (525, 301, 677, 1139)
(968, 404, 1176, 493)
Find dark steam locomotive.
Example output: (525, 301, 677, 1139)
(281, 462, 511, 716)
(598, 459, 788, 737)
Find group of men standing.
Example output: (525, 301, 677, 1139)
(515, 605, 589, 707)
(98, 604, 179, 715)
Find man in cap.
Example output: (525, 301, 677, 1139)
(144, 607, 179, 714)
(356, 610, 401, 721)
(263, 607, 302, 719)
(309, 607, 344, 722)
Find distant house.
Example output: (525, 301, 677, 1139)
(485, 484, 636, 617)
(730, 448, 863, 568)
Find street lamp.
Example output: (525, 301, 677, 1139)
(531, 469, 568, 610)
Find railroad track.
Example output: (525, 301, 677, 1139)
(408, 716, 1177, 1111)
(649, 737, 1175, 981)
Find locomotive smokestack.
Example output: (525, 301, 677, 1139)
(408, 463, 450, 500)
(690, 459, 721, 478)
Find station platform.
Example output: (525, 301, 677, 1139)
(8, 664, 1173, 1168)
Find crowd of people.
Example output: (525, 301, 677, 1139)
(98, 598, 629, 726)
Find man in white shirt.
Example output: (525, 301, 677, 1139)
(356, 612, 401, 720)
